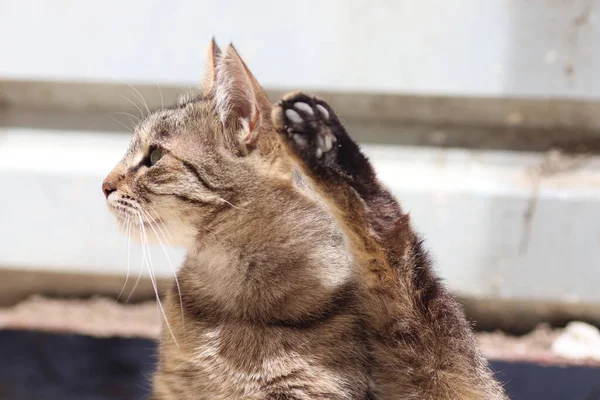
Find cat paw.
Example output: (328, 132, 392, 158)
(273, 91, 376, 188)
(272, 91, 340, 168)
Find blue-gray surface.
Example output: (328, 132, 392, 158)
(0, 330, 599, 399)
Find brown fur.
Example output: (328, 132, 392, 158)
(103, 41, 372, 399)
(103, 40, 506, 399)
(271, 92, 507, 399)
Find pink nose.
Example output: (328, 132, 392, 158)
(102, 180, 116, 199)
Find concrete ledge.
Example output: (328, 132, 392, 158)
(2, 80, 600, 131)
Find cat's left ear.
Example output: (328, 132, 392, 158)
(214, 44, 261, 148)
(201, 37, 221, 95)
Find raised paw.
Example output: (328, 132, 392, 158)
(272, 91, 376, 187)
(272, 91, 340, 162)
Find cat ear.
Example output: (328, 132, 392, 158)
(214, 44, 261, 147)
(226, 47, 281, 155)
(232, 48, 272, 119)
(201, 37, 221, 95)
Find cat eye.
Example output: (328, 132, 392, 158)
(149, 147, 164, 166)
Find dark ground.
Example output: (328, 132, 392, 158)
(0, 329, 599, 400)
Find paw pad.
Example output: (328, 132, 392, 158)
(316, 104, 329, 120)
(294, 102, 314, 116)
(292, 134, 308, 147)
(274, 93, 338, 159)
(285, 109, 303, 125)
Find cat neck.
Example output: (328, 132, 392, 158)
(176, 180, 354, 325)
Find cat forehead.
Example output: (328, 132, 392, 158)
(134, 98, 214, 143)
(135, 108, 182, 141)
(133, 108, 194, 149)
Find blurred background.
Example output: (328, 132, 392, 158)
(0, 1, 599, 399)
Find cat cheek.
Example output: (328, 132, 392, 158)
(125, 183, 151, 204)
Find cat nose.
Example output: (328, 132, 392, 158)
(103, 169, 125, 199)
(102, 180, 117, 199)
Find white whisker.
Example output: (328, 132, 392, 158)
(115, 213, 125, 231)
(138, 207, 184, 325)
(125, 81, 151, 116)
(112, 76, 152, 117)
(126, 265, 145, 303)
(157, 82, 164, 108)
(145, 204, 175, 242)
(137, 211, 179, 348)
(121, 94, 145, 120)
(113, 111, 141, 124)
(125, 214, 145, 302)
(110, 116, 134, 132)
(117, 215, 132, 301)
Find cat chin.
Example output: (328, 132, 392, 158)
(124, 219, 198, 251)
(160, 221, 198, 250)
(108, 204, 197, 250)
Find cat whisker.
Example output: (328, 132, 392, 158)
(137, 211, 179, 348)
(112, 76, 151, 117)
(111, 201, 145, 303)
(145, 204, 175, 243)
(110, 116, 134, 133)
(125, 265, 145, 303)
(157, 82, 164, 109)
(138, 207, 184, 325)
(109, 203, 136, 224)
(112, 111, 141, 129)
(114, 213, 125, 231)
(126, 217, 146, 302)
(121, 94, 146, 120)
(117, 215, 132, 302)
(111, 111, 141, 125)
(125, 82, 151, 117)
(113, 111, 141, 123)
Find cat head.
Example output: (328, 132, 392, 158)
(102, 40, 289, 248)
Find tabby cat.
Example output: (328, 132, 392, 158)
(103, 39, 506, 399)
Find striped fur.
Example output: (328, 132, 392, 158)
(103, 41, 373, 399)
(103, 40, 506, 399)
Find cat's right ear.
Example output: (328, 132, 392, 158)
(201, 37, 221, 95)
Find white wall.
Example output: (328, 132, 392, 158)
(1, 0, 598, 98)
(1, 1, 599, 304)
(1, 127, 600, 303)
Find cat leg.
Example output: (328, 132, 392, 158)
(271, 92, 393, 286)
(272, 92, 506, 400)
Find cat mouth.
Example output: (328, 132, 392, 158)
(108, 204, 136, 222)
(108, 200, 162, 227)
